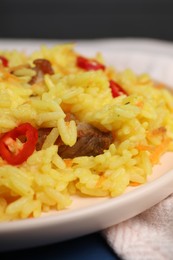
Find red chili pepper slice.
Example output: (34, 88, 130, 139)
(77, 56, 105, 71)
(0, 56, 8, 67)
(0, 123, 38, 165)
(109, 80, 127, 98)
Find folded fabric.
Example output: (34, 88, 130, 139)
(103, 194, 173, 260)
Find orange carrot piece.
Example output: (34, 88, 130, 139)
(129, 182, 140, 187)
(64, 159, 73, 167)
(150, 138, 171, 164)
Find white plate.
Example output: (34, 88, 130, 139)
(1, 38, 173, 252)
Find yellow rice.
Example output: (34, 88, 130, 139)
(0, 43, 173, 221)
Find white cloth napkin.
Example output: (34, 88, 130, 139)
(103, 194, 173, 260)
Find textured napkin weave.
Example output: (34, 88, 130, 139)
(104, 194, 173, 260)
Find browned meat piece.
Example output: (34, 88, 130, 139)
(58, 122, 113, 158)
(29, 59, 54, 84)
(36, 114, 75, 151)
(36, 120, 113, 158)
(36, 128, 52, 151)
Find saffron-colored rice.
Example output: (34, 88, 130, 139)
(0, 44, 173, 221)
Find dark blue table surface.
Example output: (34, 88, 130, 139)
(1, 232, 121, 260)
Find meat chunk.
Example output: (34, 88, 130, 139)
(36, 120, 113, 158)
(36, 128, 51, 151)
(58, 122, 113, 158)
(29, 59, 54, 84)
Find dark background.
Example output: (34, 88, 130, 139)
(0, 0, 173, 41)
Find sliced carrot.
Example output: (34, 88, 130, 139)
(150, 138, 171, 164)
(154, 83, 165, 89)
(129, 181, 140, 187)
(64, 158, 73, 168)
(136, 101, 144, 108)
(137, 137, 171, 165)
(61, 103, 73, 113)
(136, 144, 154, 152)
